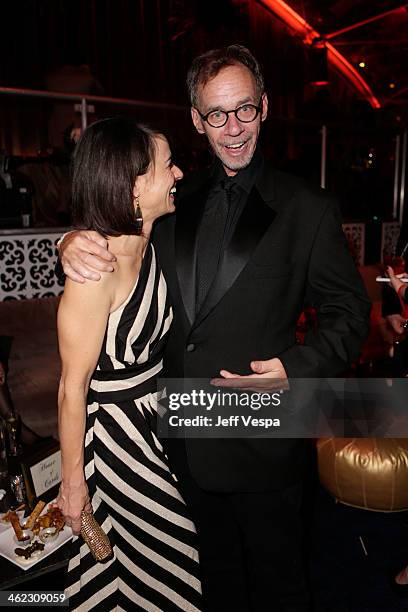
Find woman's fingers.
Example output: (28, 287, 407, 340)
(64, 509, 84, 533)
(84, 501, 93, 514)
(70, 501, 92, 534)
(70, 515, 82, 536)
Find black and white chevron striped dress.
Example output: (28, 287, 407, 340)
(65, 243, 202, 611)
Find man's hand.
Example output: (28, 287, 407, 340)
(386, 313, 407, 336)
(60, 230, 116, 283)
(211, 357, 289, 392)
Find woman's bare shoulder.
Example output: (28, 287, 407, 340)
(61, 270, 116, 310)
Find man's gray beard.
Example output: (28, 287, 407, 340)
(221, 155, 252, 172)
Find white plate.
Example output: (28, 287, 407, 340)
(0, 505, 72, 570)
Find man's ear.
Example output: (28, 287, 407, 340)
(191, 107, 205, 134)
(261, 93, 268, 122)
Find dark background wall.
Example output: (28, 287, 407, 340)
(0, 0, 405, 224)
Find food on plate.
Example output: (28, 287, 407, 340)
(25, 500, 46, 530)
(12, 529, 34, 548)
(2, 500, 67, 565)
(0, 504, 25, 523)
(34, 505, 65, 534)
(8, 502, 65, 536)
(14, 540, 45, 560)
(39, 526, 59, 544)
(10, 511, 26, 541)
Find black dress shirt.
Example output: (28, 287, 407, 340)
(195, 148, 264, 314)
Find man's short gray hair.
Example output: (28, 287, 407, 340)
(186, 45, 265, 108)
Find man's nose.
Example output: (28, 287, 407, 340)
(225, 113, 244, 136)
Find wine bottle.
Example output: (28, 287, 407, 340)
(19, 187, 32, 228)
(0, 417, 8, 480)
(0, 417, 11, 513)
(5, 413, 26, 506)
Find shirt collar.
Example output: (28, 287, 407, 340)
(211, 146, 264, 194)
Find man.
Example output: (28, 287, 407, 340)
(59, 45, 370, 611)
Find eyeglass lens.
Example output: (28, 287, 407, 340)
(207, 104, 259, 127)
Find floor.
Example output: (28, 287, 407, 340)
(308, 486, 408, 612)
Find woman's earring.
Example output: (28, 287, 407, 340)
(135, 196, 143, 235)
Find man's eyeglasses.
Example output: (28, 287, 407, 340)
(197, 97, 264, 128)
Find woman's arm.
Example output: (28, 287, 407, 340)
(56, 275, 113, 534)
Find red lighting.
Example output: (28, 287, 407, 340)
(327, 44, 381, 109)
(258, 0, 382, 109)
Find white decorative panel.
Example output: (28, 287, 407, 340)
(381, 221, 401, 261)
(342, 223, 365, 267)
(0, 232, 64, 300)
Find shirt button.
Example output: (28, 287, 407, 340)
(186, 343, 195, 352)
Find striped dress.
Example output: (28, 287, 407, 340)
(65, 243, 202, 611)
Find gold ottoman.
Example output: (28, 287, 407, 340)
(317, 438, 408, 512)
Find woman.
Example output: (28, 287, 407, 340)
(57, 117, 201, 611)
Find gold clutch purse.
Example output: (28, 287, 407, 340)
(80, 511, 112, 562)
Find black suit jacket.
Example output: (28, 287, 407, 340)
(153, 160, 371, 492)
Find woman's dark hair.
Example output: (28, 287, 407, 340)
(72, 117, 157, 236)
(187, 45, 265, 108)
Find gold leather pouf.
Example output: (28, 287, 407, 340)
(317, 438, 408, 512)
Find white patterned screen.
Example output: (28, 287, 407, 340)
(0, 233, 64, 300)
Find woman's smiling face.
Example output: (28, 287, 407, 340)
(135, 135, 183, 223)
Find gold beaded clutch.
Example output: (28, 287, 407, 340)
(80, 511, 112, 562)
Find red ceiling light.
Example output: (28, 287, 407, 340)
(257, 0, 382, 108)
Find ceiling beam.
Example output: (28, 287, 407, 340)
(334, 40, 408, 46)
(325, 4, 408, 41)
(257, 0, 382, 108)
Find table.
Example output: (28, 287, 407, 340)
(0, 437, 70, 590)
(0, 540, 70, 590)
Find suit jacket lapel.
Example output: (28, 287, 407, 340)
(175, 181, 210, 327)
(194, 181, 276, 328)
